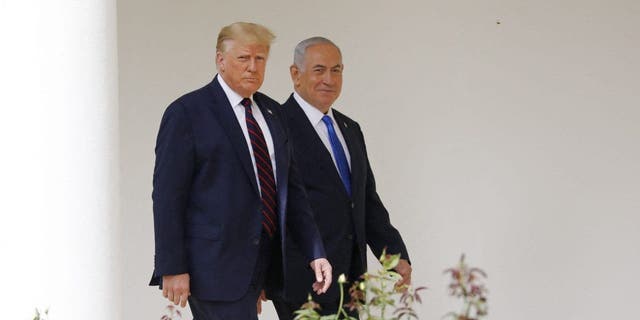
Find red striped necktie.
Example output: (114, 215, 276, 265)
(241, 98, 278, 237)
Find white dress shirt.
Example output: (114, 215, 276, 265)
(294, 92, 351, 172)
(218, 75, 277, 188)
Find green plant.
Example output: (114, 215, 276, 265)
(32, 308, 49, 320)
(157, 254, 488, 320)
(443, 254, 488, 320)
(295, 249, 426, 320)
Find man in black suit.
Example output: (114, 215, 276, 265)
(268, 37, 412, 319)
(150, 23, 332, 320)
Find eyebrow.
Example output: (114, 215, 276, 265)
(313, 64, 342, 69)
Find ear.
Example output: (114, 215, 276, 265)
(216, 51, 225, 72)
(290, 65, 300, 86)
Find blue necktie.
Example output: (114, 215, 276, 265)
(322, 115, 351, 197)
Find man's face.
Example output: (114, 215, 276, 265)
(217, 40, 269, 97)
(291, 43, 343, 113)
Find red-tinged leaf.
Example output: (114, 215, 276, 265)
(393, 306, 412, 313)
(470, 268, 488, 278)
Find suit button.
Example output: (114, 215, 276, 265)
(350, 202, 355, 209)
(347, 234, 353, 240)
(253, 238, 260, 245)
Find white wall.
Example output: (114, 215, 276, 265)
(118, 0, 640, 319)
(0, 0, 120, 319)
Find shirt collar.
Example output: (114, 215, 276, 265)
(293, 91, 336, 126)
(217, 74, 252, 108)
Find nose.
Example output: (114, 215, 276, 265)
(247, 58, 257, 72)
(322, 71, 334, 85)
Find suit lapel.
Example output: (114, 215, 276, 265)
(285, 95, 351, 198)
(206, 76, 260, 196)
(254, 94, 287, 197)
(254, 94, 290, 234)
(333, 110, 364, 198)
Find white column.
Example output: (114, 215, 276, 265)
(0, 0, 120, 319)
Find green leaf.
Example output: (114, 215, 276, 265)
(379, 248, 388, 263)
(382, 253, 401, 270)
(386, 271, 402, 281)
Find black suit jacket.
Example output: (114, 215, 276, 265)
(276, 94, 409, 303)
(150, 78, 326, 301)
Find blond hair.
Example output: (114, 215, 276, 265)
(216, 22, 275, 53)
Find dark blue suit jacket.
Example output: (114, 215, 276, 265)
(275, 95, 410, 303)
(150, 78, 326, 301)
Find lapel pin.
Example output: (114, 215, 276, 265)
(267, 109, 273, 115)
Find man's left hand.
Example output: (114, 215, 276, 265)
(309, 258, 332, 294)
(395, 259, 412, 289)
(256, 289, 267, 314)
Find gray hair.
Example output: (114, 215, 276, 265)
(293, 36, 342, 70)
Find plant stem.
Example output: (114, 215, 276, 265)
(336, 281, 345, 320)
(380, 273, 387, 318)
(464, 300, 472, 318)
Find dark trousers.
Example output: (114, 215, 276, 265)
(272, 298, 359, 320)
(188, 232, 274, 320)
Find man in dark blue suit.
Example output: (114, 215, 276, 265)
(150, 23, 332, 320)
(268, 37, 412, 319)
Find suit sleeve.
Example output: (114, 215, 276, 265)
(276, 103, 327, 263)
(357, 124, 411, 263)
(150, 102, 194, 283)
(285, 150, 327, 263)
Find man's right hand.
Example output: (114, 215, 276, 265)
(162, 273, 191, 307)
(309, 258, 332, 294)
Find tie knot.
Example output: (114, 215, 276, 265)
(241, 98, 252, 109)
(321, 115, 333, 126)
